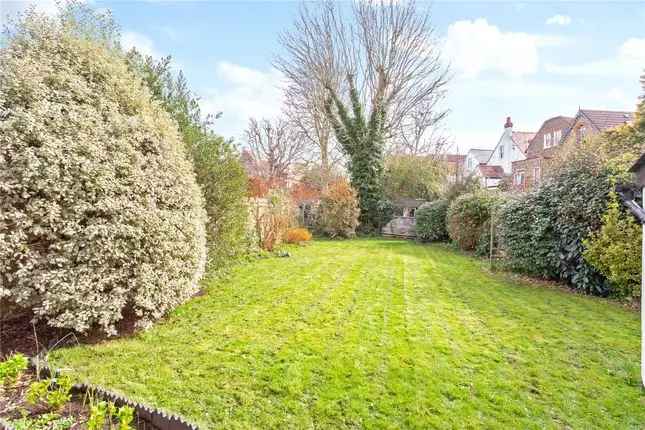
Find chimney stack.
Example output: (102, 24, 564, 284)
(504, 116, 513, 129)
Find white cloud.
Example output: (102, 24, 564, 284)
(121, 31, 160, 59)
(546, 37, 645, 78)
(546, 14, 571, 26)
(444, 18, 563, 78)
(201, 62, 286, 140)
(0, 0, 81, 27)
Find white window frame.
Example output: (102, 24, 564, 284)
(515, 171, 524, 185)
(499, 145, 504, 159)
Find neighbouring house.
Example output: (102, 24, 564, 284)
(485, 117, 535, 175)
(443, 154, 466, 184)
(467, 117, 534, 189)
(562, 108, 634, 145)
(474, 164, 505, 189)
(464, 149, 493, 175)
(511, 115, 574, 191)
(510, 109, 634, 191)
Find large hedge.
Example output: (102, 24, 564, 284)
(415, 199, 449, 242)
(498, 152, 610, 295)
(0, 11, 207, 334)
(447, 192, 502, 251)
(126, 52, 249, 269)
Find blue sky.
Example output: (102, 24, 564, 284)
(3, 1, 645, 153)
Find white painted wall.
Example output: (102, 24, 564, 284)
(486, 127, 525, 174)
(464, 151, 481, 175)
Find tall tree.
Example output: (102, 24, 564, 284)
(325, 74, 388, 231)
(278, 0, 449, 230)
(276, 0, 449, 153)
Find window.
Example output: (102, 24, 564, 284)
(499, 145, 504, 159)
(576, 125, 587, 143)
(515, 171, 524, 185)
(544, 133, 552, 148)
(553, 130, 561, 145)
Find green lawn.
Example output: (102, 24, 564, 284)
(51, 239, 644, 429)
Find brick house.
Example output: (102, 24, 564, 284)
(510, 109, 634, 191)
(561, 108, 634, 145)
(443, 154, 466, 184)
(510, 116, 574, 191)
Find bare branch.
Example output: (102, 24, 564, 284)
(244, 118, 307, 182)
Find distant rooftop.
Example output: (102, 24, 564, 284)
(512, 131, 536, 153)
(478, 164, 504, 178)
(579, 109, 634, 132)
(467, 149, 493, 164)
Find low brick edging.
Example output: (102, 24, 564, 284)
(0, 361, 200, 430)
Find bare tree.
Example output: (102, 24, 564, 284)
(391, 100, 451, 156)
(244, 117, 307, 182)
(276, 1, 350, 173)
(276, 0, 450, 157)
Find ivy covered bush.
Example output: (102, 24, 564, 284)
(0, 10, 207, 334)
(447, 192, 502, 251)
(316, 180, 361, 238)
(415, 199, 449, 242)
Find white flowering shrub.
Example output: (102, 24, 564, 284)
(0, 12, 207, 335)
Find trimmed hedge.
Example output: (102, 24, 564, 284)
(416, 199, 449, 242)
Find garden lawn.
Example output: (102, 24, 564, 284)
(51, 239, 644, 429)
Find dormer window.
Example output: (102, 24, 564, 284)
(553, 130, 561, 145)
(544, 133, 552, 148)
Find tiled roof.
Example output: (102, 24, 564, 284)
(580, 109, 634, 132)
(468, 149, 493, 164)
(512, 131, 536, 153)
(444, 154, 466, 163)
(478, 164, 504, 178)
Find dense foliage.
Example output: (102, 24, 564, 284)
(384, 155, 443, 201)
(581, 94, 645, 299)
(316, 180, 361, 238)
(498, 151, 611, 295)
(497, 192, 559, 278)
(0, 10, 206, 334)
(447, 192, 501, 251)
(415, 199, 449, 242)
(325, 77, 387, 233)
(126, 51, 249, 269)
(583, 193, 641, 299)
